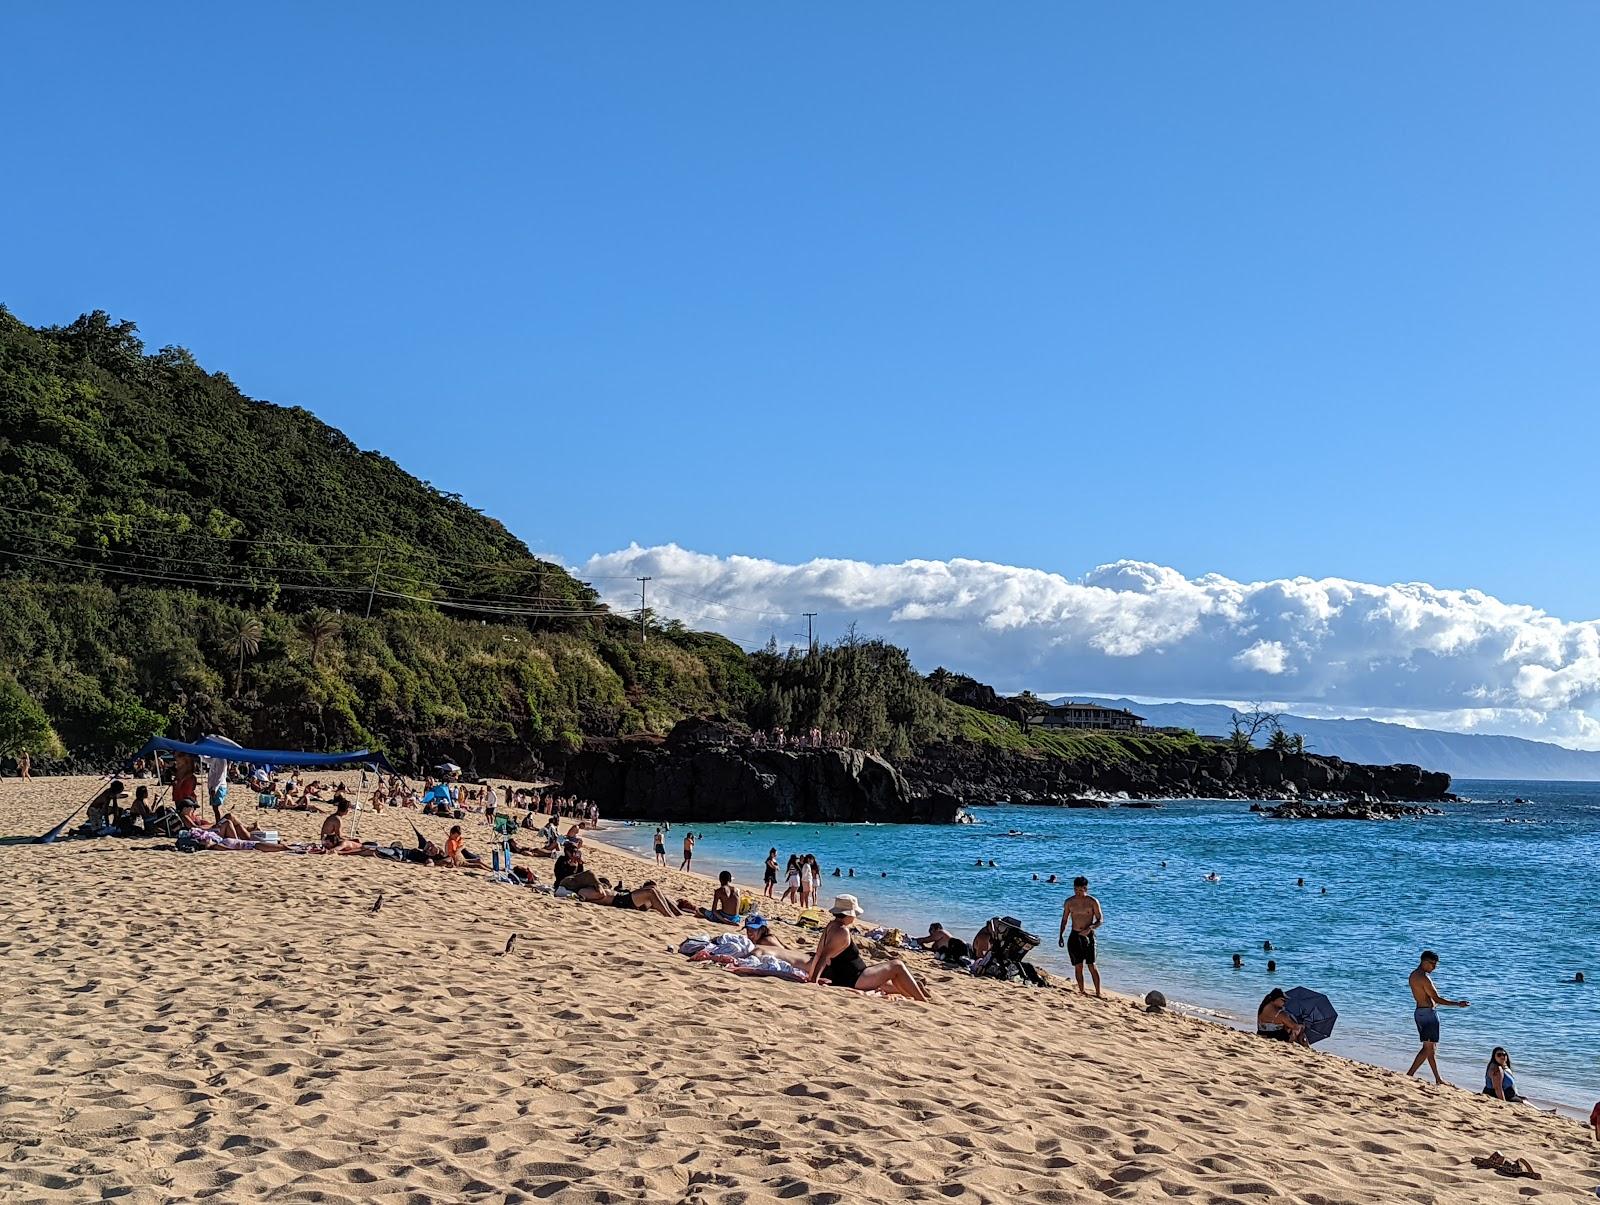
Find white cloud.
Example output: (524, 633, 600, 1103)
(1234, 640, 1291, 675)
(580, 544, 1600, 748)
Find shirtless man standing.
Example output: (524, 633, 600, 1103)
(1405, 949, 1468, 1084)
(680, 831, 695, 872)
(1058, 876, 1104, 997)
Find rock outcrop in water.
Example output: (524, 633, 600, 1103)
(1251, 800, 1444, 820)
(561, 718, 959, 824)
(900, 742, 1452, 808)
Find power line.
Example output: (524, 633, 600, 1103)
(0, 547, 613, 618)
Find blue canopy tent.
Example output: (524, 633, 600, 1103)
(130, 736, 396, 773)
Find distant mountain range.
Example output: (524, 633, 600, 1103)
(1066, 698, 1600, 782)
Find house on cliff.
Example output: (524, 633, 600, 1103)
(1041, 701, 1145, 732)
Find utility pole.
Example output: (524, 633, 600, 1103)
(364, 549, 386, 619)
(636, 576, 652, 644)
(803, 612, 817, 652)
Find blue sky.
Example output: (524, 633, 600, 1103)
(6, 5, 1600, 740)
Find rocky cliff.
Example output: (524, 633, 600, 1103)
(561, 719, 960, 824)
(902, 741, 1452, 806)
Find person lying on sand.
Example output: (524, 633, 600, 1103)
(1256, 988, 1309, 1045)
(557, 863, 682, 917)
(804, 895, 929, 1002)
(745, 915, 801, 958)
(178, 800, 252, 841)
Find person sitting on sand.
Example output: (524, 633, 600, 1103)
(701, 871, 742, 925)
(441, 824, 489, 867)
(1256, 988, 1308, 1045)
(169, 752, 199, 812)
(803, 894, 929, 1001)
(919, 923, 951, 953)
(321, 801, 365, 852)
(1483, 1047, 1519, 1102)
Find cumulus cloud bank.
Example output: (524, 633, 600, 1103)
(580, 544, 1600, 748)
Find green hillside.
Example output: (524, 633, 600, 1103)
(0, 307, 1204, 775)
(0, 308, 757, 768)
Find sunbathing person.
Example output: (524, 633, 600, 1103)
(178, 799, 252, 840)
(745, 915, 802, 958)
(803, 894, 929, 1001)
(699, 871, 743, 924)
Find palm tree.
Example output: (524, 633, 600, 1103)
(1287, 732, 1307, 756)
(301, 608, 340, 668)
(1266, 727, 1292, 754)
(230, 614, 263, 697)
(927, 666, 955, 695)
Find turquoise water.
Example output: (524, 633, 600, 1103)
(605, 779, 1599, 1112)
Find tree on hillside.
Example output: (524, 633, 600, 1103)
(231, 614, 263, 696)
(1228, 702, 1282, 751)
(927, 667, 955, 695)
(301, 609, 340, 668)
(1266, 727, 1292, 754)
(0, 675, 64, 762)
(1011, 690, 1049, 735)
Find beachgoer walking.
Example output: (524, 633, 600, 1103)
(764, 847, 779, 898)
(781, 855, 801, 903)
(653, 827, 666, 866)
(17, 749, 30, 780)
(1057, 875, 1103, 997)
(1405, 950, 1469, 1084)
(1483, 1047, 1518, 1102)
(680, 831, 695, 872)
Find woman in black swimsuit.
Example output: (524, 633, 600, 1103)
(805, 894, 929, 1001)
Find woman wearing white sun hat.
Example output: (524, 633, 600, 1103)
(804, 894, 930, 1002)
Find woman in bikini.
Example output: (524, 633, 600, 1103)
(804, 895, 929, 1001)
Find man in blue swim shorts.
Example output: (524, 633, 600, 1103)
(1405, 950, 1469, 1085)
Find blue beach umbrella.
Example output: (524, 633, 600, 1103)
(1283, 986, 1338, 1045)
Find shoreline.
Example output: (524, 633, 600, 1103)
(2, 776, 1595, 1203)
(595, 819, 1594, 1121)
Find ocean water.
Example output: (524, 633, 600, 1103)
(604, 779, 1600, 1113)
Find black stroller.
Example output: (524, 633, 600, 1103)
(974, 915, 1048, 986)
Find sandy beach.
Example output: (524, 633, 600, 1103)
(2, 775, 1595, 1203)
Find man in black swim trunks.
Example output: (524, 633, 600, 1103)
(1058, 875, 1104, 997)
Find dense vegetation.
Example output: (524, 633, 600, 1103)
(0, 307, 1200, 774)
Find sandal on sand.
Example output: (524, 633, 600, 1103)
(1471, 1153, 1506, 1169)
(1493, 1158, 1542, 1180)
